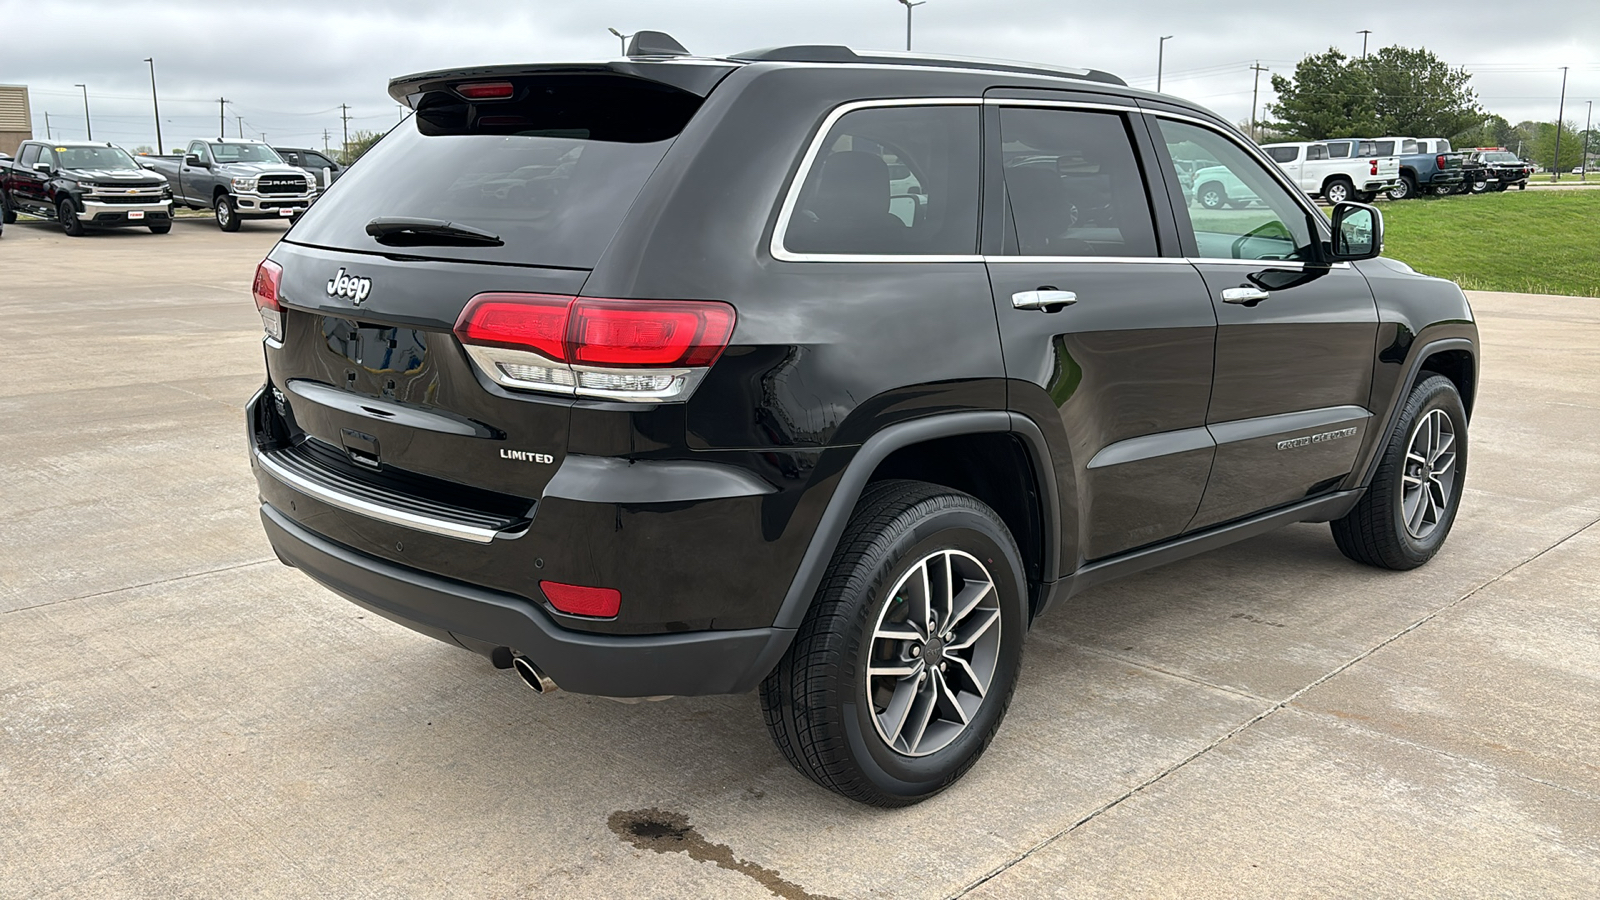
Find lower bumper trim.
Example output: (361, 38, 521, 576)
(260, 502, 793, 697)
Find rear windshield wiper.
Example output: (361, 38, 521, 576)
(365, 217, 503, 247)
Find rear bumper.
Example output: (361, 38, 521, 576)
(260, 502, 793, 696)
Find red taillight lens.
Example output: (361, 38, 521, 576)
(454, 293, 572, 360)
(454, 294, 736, 367)
(253, 259, 284, 341)
(252, 259, 282, 311)
(1437, 154, 1448, 168)
(570, 298, 736, 368)
(457, 81, 514, 100)
(1371, 160, 1379, 176)
(540, 581, 621, 618)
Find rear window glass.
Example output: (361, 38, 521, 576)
(209, 143, 283, 163)
(288, 74, 702, 268)
(1265, 146, 1299, 163)
(783, 105, 980, 256)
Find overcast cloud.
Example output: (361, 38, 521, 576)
(6, 0, 1598, 151)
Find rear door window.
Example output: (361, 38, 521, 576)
(288, 73, 707, 268)
(1374, 140, 1396, 156)
(996, 107, 1157, 258)
(1266, 147, 1300, 163)
(782, 104, 980, 256)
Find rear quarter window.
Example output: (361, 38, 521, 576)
(781, 104, 980, 257)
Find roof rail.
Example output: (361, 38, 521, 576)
(729, 45, 1125, 86)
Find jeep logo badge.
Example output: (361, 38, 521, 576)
(326, 267, 373, 305)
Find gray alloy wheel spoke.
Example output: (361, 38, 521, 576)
(1400, 408, 1456, 541)
(867, 549, 1003, 757)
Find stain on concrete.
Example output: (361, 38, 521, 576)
(608, 808, 835, 900)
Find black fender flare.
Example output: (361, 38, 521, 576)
(770, 410, 1061, 631)
(1357, 336, 1476, 487)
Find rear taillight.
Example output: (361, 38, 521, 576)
(252, 259, 284, 342)
(453, 293, 736, 402)
(1371, 160, 1380, 176)
(1437, 154, 1448, 168)
(540, 581, 621, 618)
(456, 81, 514, 100)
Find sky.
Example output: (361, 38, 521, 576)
(4, 0, 1598, 152)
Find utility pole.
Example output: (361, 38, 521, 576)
(237, 116, 243, 139)
(145, 58, 163, 154)
(1157, 36, 1174, 93)
(340, 104, 351, 161)
(74, 85, 91, 140)
(1250, 62, 1269, 142)
(1554, 67, 1568, 182)
(218, 97, 227, 138)
(1583, 100, 1593, 183)
(322, 128, 331, 154)
(897, 0, 926, 52)
(44, 111, 52, 140)
(1357, 30, 1372, 58)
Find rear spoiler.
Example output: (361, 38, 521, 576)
(389, 60, 740, 108)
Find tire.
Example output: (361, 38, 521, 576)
(1322, 178, 1354, 204)
(760, 479, 1027, 807)
(1493, 183, 1509, 192)
(1432, 184, 1455, 196)
(1196, 182, 1226, 210)
(0, 193, 15, 224)
(1469, 179, 1489, 194)
(1389, 174, 1416, 201)
(58, 199, 85, 236)
(148, 223, 172, 234)
(1517, 182, 1527, 190)
(215, 194, 240, 232)
(1331, 375, 1467, 570)
(1354, 191, 1377, 203)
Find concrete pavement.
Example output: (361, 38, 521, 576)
(1, 218, 1597, 898)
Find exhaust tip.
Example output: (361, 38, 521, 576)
(511, 656, 558, 694)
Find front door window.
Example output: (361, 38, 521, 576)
(1157, 119, 1314, 262)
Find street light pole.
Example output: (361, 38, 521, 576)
(1554, 66, 1568, 182)
(1584, 100, 1593, 183)
(1357, 30, 1372, 58)
(144, 58, 163, 154)
(897, 0, 926, 52)
(607, 27, 632, 55)
(1157, 36, 1174, 93)
(1250, 62, 1268, 142)
(73, 84, 91, 140)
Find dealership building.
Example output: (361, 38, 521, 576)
(0, 85, 32, 157)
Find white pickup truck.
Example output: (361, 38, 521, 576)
(1260, 140, 1400, 204)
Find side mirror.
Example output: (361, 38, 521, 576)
(184, 154, 207, 167)
(1329, 202, 1383, 261)
(33, 162, 53, 174)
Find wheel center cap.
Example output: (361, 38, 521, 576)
(923, 638, 946, 666)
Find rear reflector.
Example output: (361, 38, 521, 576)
(540, 581, 621, 618)
(453, 293, 735, 402)
(456, 81, 515, 100)
(252, 259, 284, 342)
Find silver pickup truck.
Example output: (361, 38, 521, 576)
(142, 139, 316, 231)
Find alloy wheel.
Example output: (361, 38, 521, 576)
(1401, 408, 1457, 540)
(866, 549, 1001, 757)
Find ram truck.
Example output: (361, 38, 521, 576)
(1, 140, 172, 235)
(1260, 140, 1399, 203)
(144, 139, 316, 231)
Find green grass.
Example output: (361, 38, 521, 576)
(1379, 190, 1600, 297)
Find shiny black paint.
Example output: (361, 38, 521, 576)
(250, 57, 1479, 691)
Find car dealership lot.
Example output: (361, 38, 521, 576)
(2, 220, 1597, 898)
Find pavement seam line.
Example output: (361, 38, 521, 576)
(1034, 636, 1271, 704)
(2, 558, 276, 615)
(947, 512, 1600, 899)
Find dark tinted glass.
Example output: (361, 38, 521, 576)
(289, 74, 703, 268)
(1266, 146, 1300, 162)
(998, 108, 1157, 258)
(785, 105, 980, 255)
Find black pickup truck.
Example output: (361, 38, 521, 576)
(0, 140, 173, 235)
(1465, 149, 1532, 193)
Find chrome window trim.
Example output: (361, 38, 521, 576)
(984, 255, 1187, 265)
(254, 449, 506, 544)
(770, 97, 984, 264)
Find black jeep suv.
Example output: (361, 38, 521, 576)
(247, 35, 1478, 806)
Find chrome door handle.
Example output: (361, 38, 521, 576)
(1221, 287, 1270, 305)
(1012, 289, 1078, 311)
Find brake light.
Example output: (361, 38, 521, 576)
(456, 81, 514, 100)
(453, 293, 736, 402)
(540, 581, 621, 618)
(1371, 160, 1379, 176)
(1437, 155, 1448, 168)
(252, 259, 284, 342)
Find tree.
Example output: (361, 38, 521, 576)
(1452, 114, 1518, 150)
(1265, 48, 1379, 140)
(1529, 121, 1586, 171)
(132, 144, 154, 155)
(1360, 46, 1483, 139)
(338, 130, 383, 166)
